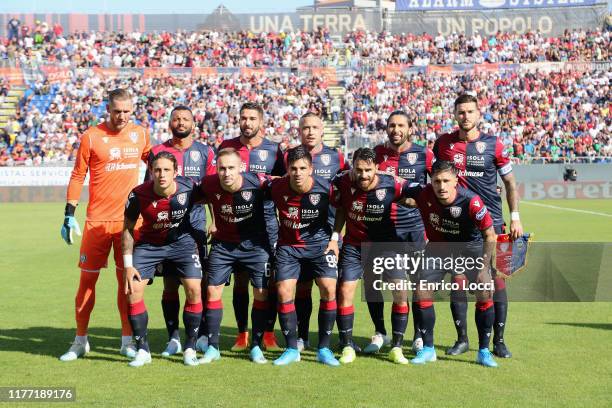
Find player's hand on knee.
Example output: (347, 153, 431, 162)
(124, 267, 141, 295)
(325, 240, 339, 259)
(61, 204, 81, 245)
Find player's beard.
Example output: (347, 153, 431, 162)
(171, 127, 191, 139)
(458, 121, 477, 133)
(241, 125, 260, 139)
(387, 132, 408, 147)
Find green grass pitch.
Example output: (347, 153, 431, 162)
(0, 200, 611, 407)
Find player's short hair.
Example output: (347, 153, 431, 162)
(287, 145, 312, 166)
(431, 160, 457, 177)
(299, 111, 321, 128)
(387, 110, 411, 126)
(151, 151, 178, 171)
(107, 88, 132, 106)
(170, 105, 193, 119)
(216, 147, 241, 162)
(240, 102, 264, 118)
(454, 93, 479, 109)
(352, 147, 376, 165)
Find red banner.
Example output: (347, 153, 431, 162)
(40, 65, 72, 83)
(0, 67, 24, 85)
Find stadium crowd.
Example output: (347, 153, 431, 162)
(1, 20, 609, 68)
(342, 69, 611, 163)
(342, 29, 610, 66)
(1, 24, 610, 166)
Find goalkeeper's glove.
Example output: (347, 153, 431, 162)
(61, 203, 81, 245)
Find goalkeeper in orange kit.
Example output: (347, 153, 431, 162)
(59, 88, 151, 361)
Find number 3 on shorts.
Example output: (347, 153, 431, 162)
(325, 254, 337, 269)
(192, 254, 202, 269)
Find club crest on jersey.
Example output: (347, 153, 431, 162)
(109, 147, 121, 160)
(309, 193, 321, 205)
(102, 137, 109, 143)
(449, 206, 462, 218)
(376, 189, 386, 201)
(453, 153, 465, 166)
(288, 206, 299, 219)
(407, 153, 418, 165)
(177, 193, 187, 206)
(475, 141, 486, 154)
(320, 154, 331, 166)
(129, 132, 138, 143)
(190, 151, 201, 162)
(258, 150, 268, 161)
(157, 211, 169, 222)
(241, 191, 252, 201)
(429, 213, 440, 225)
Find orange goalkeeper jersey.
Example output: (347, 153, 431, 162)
(67, 122, 151, 221)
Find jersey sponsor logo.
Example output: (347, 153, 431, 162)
(105, 162, 138, 172)
(240, 162, 247, 172)
(453, 153, 465, 166)
(475, 207, 488, 221)
(177, 193, 187, 206)
(157, 211, 169, 221)
(376, 189, 386, 201)
(407, 153, 418, 165)
(172, 208, 187, 218)
(449, 206, 462, 218)
(288, 206, 299, 219)
(430, 213, 440, 225)
(123, 147, 140, 158)
(102, 136, 109, 143)
(385, 166, 396, 175)
(109, 147, 122, 160)
(458, 170, 485, 177)
(241, 191, 252, 201)
(467, 155, 485, 167)
(129, 131, 138, 143)
(190, 151, 201, 162)
(258, 150, 268, 161)
(309, 193, 321, 205)
(351, 200, 363, 212)
(221, 204, 233, 215)
(475, 141, 486, 154)
(320, 154, 331, 166)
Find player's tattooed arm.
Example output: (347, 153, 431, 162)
(325, 207, 345, 259)
(477, 226, 497, 298)
(501, 172, 524, 240)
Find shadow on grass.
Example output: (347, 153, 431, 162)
(0, 326, 375, 360)
(546, 322, 612, 331)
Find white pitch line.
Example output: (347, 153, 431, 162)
(522, 201, 612, 218)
